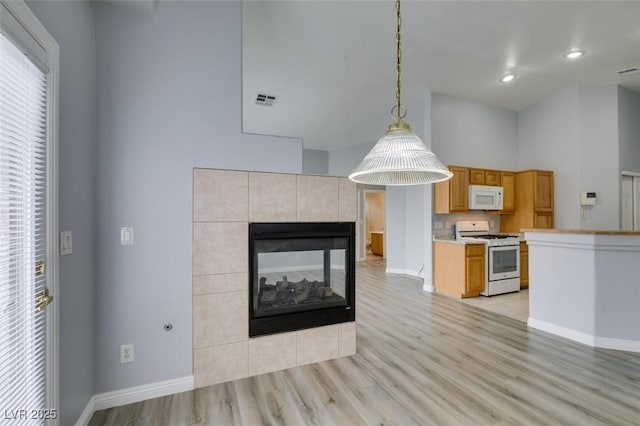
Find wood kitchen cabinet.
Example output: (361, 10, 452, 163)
(485, 170, 501, 186)
(501, 172, 515, 213)
(370, 232, 384, 256)
(469, 168, 485, 185)
(501, 170, 554, 232)
(433, 241, 485, 298)
(469, 168, 500, 186)
(465, 244, 485, 295)
(434, 166, 468, 213)
(520, 241, 529, 288)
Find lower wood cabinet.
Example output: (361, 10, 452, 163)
(433, 241, 485, 298)
(465, 244, 485, 295)
(370, 232, 383, 256)
(520, 241, 529, 288)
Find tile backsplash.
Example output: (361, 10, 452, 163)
(433, 212, 501, 238)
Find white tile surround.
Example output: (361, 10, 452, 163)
(192, 169, 357, 388)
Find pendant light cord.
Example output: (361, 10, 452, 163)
(395, 0, 402, 120)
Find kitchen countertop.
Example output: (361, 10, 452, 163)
(433, 236, 485, 245)
(523, 229, 640, 236)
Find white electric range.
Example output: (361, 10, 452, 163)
(455, 221, 520, 296)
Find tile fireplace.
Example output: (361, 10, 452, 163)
(192, 169, 357, 388)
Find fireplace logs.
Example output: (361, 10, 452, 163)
(259, 275, 339, 308)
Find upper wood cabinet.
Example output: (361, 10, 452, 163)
(434, 166, 468, 213)
(534, 171, 554, 212)
(485, 170, 500, 186)
(469, 168, 500, 186)
(500, 170, 554, 232)
(501, 172, 515, 213)
(469, 168, 485, 185)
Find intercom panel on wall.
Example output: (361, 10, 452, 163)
(580, 192, 597, 206)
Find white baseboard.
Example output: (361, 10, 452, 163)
(594, 336, 640, 352)
(527, 318, 595, 346)
(74, 396, 95, 426)
(528, 318, 640, 353)
(422, 284, 435, 293)
(385, 268, 420, 278)
(76, 375, 194, 426)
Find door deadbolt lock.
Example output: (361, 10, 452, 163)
(35, 260, 46, 276)
(35, 288, 53, 312)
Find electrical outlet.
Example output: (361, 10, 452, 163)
(434, 221, 443, 230)
(120, 344, 134, 364)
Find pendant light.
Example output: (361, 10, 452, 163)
(348, 0, 452, 186)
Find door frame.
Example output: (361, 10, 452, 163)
(2, 1, 60, 420)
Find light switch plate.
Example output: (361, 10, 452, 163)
(60, 231, 72, 255)
(120, 227, 134, 246)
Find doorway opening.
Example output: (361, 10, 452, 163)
(362, 190, 386, 260)
(621, 172, 640, 231)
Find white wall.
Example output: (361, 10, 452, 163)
(518, 86, 581, 228)
(579, 85, 620, 230)
(93, 1, 302, 393)
(26, 2, 97, 424)
(618, 87, 640, 174)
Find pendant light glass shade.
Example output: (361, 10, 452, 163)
(349, 120, 452, 185)
(348, 0, 452, 186)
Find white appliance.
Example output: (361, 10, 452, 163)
(469, 185, 503, 210)
(455, 221, 520, 296)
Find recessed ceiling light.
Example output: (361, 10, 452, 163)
(564, 50, 585, 60)
(500, 73, 516, 83)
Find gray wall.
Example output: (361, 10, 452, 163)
(518, 85, 627, 230)
(578, 85, 620, 230)
(93, 1, 302, 393)
(328, 141, 375, 177)
(431, 93, 518, 170)
(618, 87, 640, 174)
(518, 86, 581, 228)
(302, 148, 329, 175)
(26, 2, 97, 424)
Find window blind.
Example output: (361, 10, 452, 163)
(0, 29, 48, 421)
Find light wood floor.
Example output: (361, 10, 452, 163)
(89, 259, 640, 425)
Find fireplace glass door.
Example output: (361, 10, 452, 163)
(254, 239, 348, 317)
(249, 222, 355, 337)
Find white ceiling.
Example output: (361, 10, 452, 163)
(242, 1, 640, 151)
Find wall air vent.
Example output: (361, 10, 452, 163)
(617, 67, 639, 75)
(256, 93, 277, 106)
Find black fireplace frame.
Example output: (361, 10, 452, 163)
(249, 222, 356, 337)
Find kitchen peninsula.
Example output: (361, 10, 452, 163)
(525, 229, 640, 353)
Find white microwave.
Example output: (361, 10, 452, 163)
(469, 185, 503, 210)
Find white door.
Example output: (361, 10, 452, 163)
(1, 2, 58, 423)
